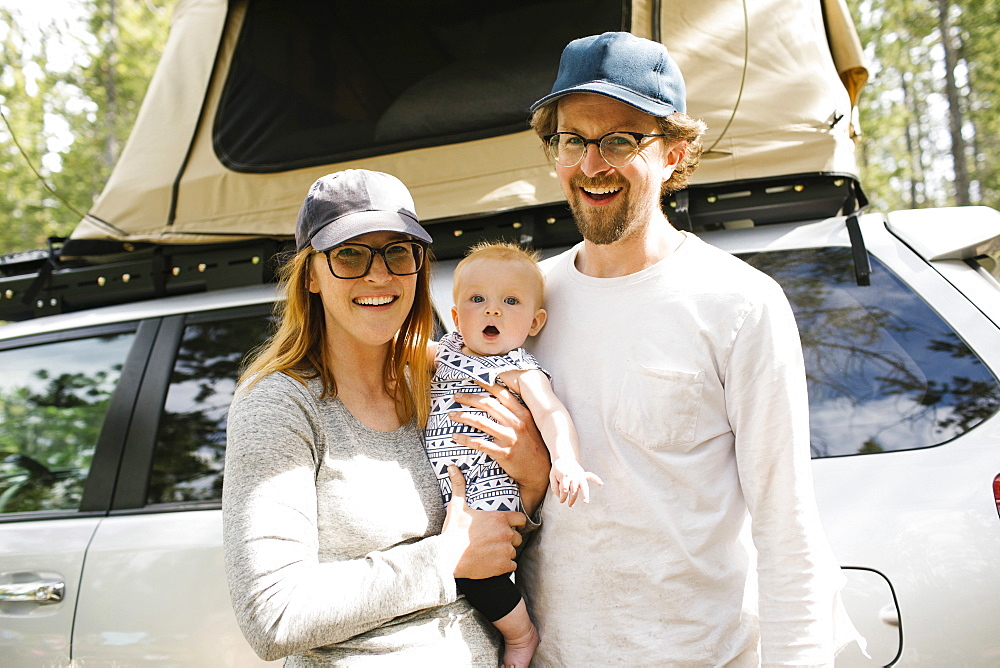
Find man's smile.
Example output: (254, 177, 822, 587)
(573, 176, 627, 206)
(582, 185, 622, 199)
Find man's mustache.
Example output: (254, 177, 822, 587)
(570, 175, 627, 191)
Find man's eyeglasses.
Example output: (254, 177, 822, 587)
(543, 131, 668, 168)
(320, 240, 427, 279)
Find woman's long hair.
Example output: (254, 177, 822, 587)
(239, 248, 435, 426)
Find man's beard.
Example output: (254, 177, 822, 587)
(567, 174, 659, 245)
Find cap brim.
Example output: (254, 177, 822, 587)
(309, 210, 433, 251)
(529, 81, 680, 116)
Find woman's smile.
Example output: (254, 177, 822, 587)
(353, 294, 398, 307)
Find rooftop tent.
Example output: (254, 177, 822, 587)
(68, 0, 867, 250)
(662, 0, 867, 181)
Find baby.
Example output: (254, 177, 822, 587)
(425, 241, 601, 668)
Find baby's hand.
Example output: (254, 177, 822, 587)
(549, 457, 603, 507)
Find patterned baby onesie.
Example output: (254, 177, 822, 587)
(425, 331, 548, 513)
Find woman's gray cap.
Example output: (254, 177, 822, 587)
(295, 169, 433, 252)
(530, 32, 686, 117)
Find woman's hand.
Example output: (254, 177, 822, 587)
(449, 381, 551, 514)
(441, 466, 525, 579)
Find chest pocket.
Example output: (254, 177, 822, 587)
(614, 361, 705, 450)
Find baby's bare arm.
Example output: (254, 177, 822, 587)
(501, 369, 602, 506)
(501, 369, 580, 463)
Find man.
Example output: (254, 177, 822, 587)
(517, 32, 863, 666)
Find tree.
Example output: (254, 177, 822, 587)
(847, 0, 1000, 211)
(0, 10, 62, 252)
(957, 0, 1000, 209)
(937, 0, 971, 206)
(0, 0, 175, 255)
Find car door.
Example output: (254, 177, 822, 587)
(0, 321, 149, 665)
(71, 305, 277, 665)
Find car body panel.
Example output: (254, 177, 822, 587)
(886, 205, 1000, 262)
(73, 511, 274, 665)
(836, 568, 901, 667)
(0, 518, 100, 664)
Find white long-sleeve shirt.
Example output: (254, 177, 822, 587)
(519, 234, 861, 667)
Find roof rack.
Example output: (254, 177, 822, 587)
(1, 173, 866, 322)
(666, 173, 863, 231)
(0, 238, 287, 322)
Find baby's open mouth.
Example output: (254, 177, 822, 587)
(483, 325, 499, 336)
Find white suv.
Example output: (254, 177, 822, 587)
(3, 0, 1000, 664)
(3, 201, 999, 665)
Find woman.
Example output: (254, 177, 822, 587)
(222, 169, 550, 666)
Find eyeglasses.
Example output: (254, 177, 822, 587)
(320, 240, 427, 279)
(543, 131, 668, 168)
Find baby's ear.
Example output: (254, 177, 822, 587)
(451, 306, 461, 332)
(528, 308, 547, 336)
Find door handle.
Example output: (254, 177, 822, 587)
(0, 579, 65, 603)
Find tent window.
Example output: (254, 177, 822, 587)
(213, 0, 623, 173)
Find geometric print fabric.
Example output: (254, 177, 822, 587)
(425, 332, 548, 513)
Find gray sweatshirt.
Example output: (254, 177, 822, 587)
(223, 371, 501, 666)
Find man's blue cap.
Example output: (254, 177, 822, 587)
(530, 32, 686, 117)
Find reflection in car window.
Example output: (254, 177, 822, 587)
(147, 314, 274, 505)
(741, 247, 1000, 457)
(0, 333, 134, 514)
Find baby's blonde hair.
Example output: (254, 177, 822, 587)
(453, 241, 545, 306)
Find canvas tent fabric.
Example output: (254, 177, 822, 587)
(72, 0, 868, 247)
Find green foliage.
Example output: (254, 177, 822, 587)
(0, 331, 133, 513)
(0, 0, 175, 255)
(960, 0, 1000, 208)
(0, 370, 110, 513)
(0, 10, 56, 253)
(147, 315, 275, 505)
(848, 0, 1000, 211)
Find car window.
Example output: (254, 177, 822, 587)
(0, 332, 135, 514)
(146, 313, 274, 506)
(740, 247, 1000, 457)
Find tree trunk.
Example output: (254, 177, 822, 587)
(901, 75, 920, 208)
(937, 0, 971, 205)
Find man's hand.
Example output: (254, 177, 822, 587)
(450, 380, 551, 514)
(441, 466, 525, 579)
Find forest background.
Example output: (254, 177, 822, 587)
(0, 0, 997, 255)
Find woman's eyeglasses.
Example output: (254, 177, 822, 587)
(320, 240, 426, 279)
